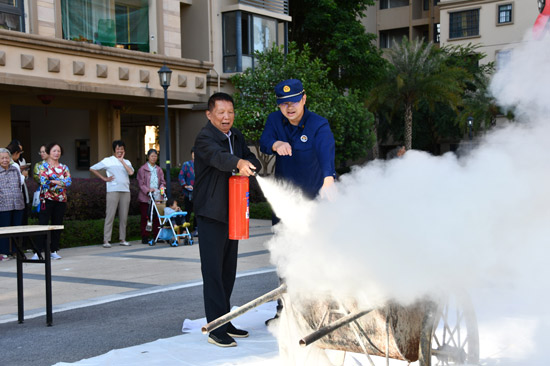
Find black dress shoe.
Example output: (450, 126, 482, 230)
(208, 333, 237, 347)
(227, 323, 249, 338)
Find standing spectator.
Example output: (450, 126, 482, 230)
(90, 140, 134, 248)
(194, 92, 260, 347)
(6, 143, 25, 185)
(0, 148, 24, 259)
(32, 143, 71, 260)
(8, 141, 30, 233)
(178, 147, 197, 236)
(137, 149, 166, 244)
(33, 145, 48, 183)
(259, 79, 336, 324)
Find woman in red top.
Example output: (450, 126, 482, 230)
(137, 149, 166, 244)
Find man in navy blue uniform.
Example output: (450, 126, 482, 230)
(260, 79, 336, 323)
(194, 92, 260, 347)
(260, 78, 336, 199)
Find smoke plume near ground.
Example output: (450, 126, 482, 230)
(257, 33, 550, 364)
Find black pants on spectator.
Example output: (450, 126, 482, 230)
(196, 215, 238, 337)
(183, 195, 195, 230)
(37, 200, 66, 253)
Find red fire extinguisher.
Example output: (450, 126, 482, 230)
(229, 175, 249, 240)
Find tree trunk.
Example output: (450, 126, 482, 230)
(404, 103, 413, 150)
(372, 116, 380, 159)
(252, 145, 275, 176)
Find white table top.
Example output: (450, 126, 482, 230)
(0, 225, 64, 235)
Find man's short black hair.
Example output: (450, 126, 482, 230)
(207, 92, 234, 112)
(112, 140, 125, 152)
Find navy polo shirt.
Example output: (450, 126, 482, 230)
(260, 107, 336, 198)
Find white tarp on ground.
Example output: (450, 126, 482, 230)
(54, 302, 280, 366)
(54, 298, 536, 366)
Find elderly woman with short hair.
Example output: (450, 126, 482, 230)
(0, 147, 24, 259)
(137, 149, 166, 244)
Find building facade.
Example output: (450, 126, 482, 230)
(362, 0, 540, 66)
(439, 0, 539, 67)
(0, 0, 290, 177)
(361, 0, 442, 51)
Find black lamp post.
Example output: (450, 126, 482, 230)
(467, 116, 473, 141)
(158, 64, 172, 198)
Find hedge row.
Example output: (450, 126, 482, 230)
(29, 204, 271, 249)
(26, 176, 267, 222)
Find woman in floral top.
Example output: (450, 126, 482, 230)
(34, 142, 71, 260)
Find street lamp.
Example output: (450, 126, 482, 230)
(158, 64, 172, 198)
(467, 116, 473, 141)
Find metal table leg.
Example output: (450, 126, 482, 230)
(45, 231, 53, 326)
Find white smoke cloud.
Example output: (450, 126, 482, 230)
(258, 31, 550, 365)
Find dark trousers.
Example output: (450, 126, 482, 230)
(183, 195, 195, 230)
(0, 209, 24, 255)
(139, 202, 160, 238)
(38, 200, 66, 252)
(196, 215, 238, 336)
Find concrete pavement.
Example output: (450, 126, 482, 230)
(0, 219, 275, 324)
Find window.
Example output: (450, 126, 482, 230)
(379, 28, 408, 49)
(496, 49, 512, 70)
(0, 0, 24, 32)
(449, 9, 479, 39)
(61, 0, 149, 52)
(434, 23, 440, 43)
(498, 4, 513, 24)
(423, 0, 429, 11)
(115, 3, 149, 51)
(380, 0, 409, 10)
(223, 11, 279, 73)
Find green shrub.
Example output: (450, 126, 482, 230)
(57, 215, 141, 248)
(249, 202, 272, 220)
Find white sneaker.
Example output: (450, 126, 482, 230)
(51, 252, 62, 260)
(119, 241, 131, 246)
(103, 242, 112, 248)
(31, 253, 39, 260)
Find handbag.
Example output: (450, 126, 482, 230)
(31, 189, 41, 213)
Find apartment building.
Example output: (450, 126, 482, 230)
(363, 0, 539, 67)
(0, 0, 290, 177)
(439, 0, 539, 66)
(362, 0, 442, 51)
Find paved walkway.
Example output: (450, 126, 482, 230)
(0, 219, 274, 323)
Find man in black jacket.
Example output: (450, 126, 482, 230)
(194, 92, 260, 347)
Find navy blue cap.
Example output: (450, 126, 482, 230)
(275, 79, 305, 105)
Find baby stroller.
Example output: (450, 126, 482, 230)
(148, 192, 193, 246)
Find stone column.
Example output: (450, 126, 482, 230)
(0, 100, 12, 147)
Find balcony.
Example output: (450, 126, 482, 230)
(239, 0, 289, 15)
(0, 30, 212, 104)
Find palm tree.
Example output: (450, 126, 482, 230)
(369, 38, 468, 150)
